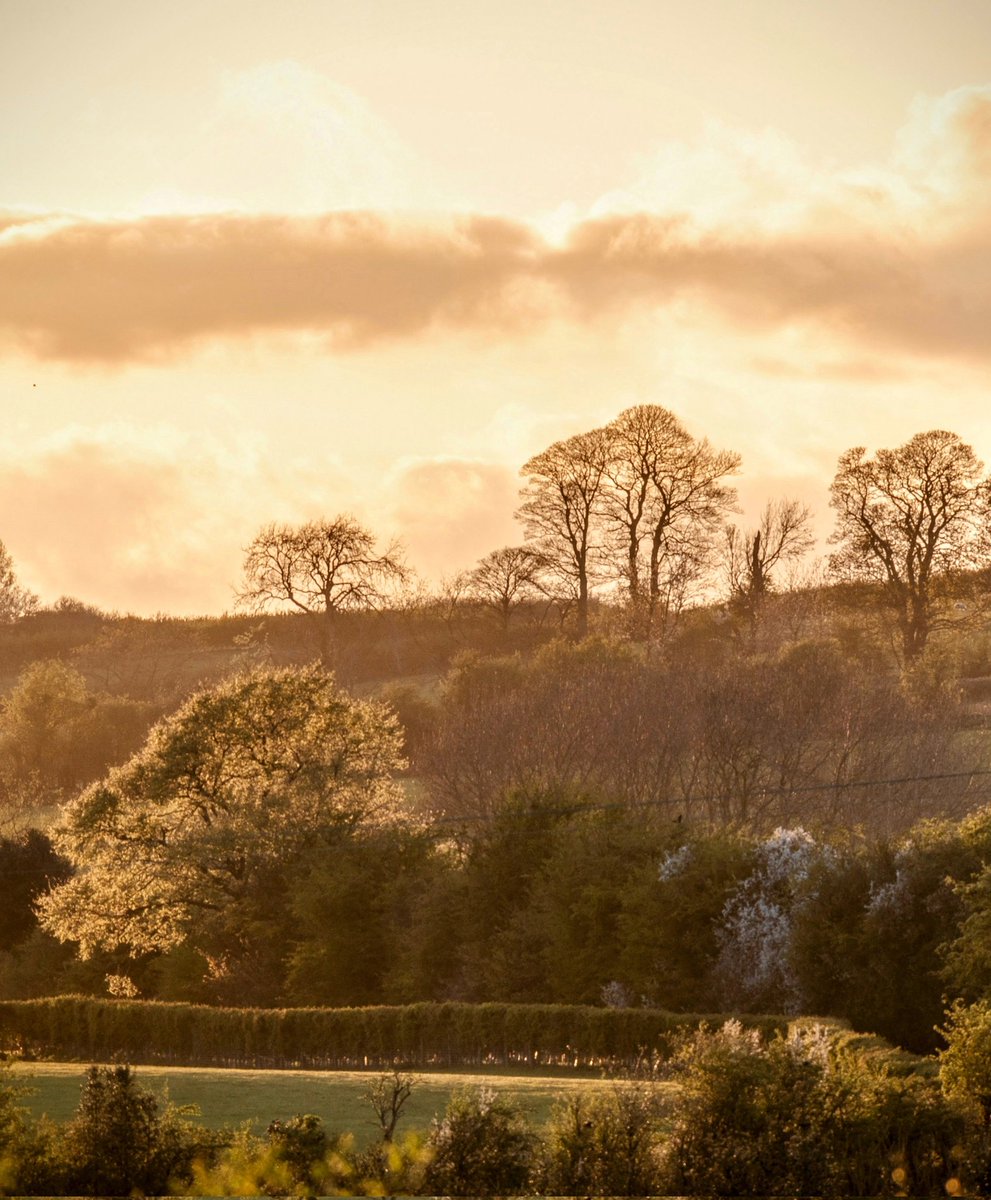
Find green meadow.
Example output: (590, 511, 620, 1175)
(11, 1062, 653, 1146)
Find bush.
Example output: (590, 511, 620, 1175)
(266, 1113, 329, 1191)
(423, 1086, 536, 1196)
(538, 1080, 666, 1196)
(940, 1000, 991, 1191)
(0, 1059, 52, 1196)
(661, 1020, 963, 1197)
(57, 1065, 199, 1196)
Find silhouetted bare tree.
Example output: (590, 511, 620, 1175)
(829, 430, 991, 664)
(603, 405, 739, 636)
(463, 545, 550, 633)
(519, 429, 611, 638)
(725, 498, 814, 635)
(237, 516, 408, 666)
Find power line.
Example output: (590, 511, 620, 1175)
(429, 766, 991, 828)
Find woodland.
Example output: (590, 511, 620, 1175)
(1, 408, 991, 1060)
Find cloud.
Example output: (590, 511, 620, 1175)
(0, 432, 279, 614)
(0, 430, 518, 614)
(387, 458, 521, 579)
(2, 86, 990, 368)
(0, 211, 543, 362)
(190, 61, 437, 214)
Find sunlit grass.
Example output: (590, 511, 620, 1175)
(11, 1062, 662, 1145)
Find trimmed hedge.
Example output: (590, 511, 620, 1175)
(0, 997, 789, 1070)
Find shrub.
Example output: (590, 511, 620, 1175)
(57, 1065, 199, 1196)
(0, 1060, 54, 1196)
(538, 1080, 666, 1196)
(266, 1113, 329, 1192)
(939, 1000, 991, 1191)
(661, 1020, 963, 1197)
(423, 1086, 536, 1196)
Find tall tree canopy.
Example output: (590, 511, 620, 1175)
(37, 666, 407, 973)
(518, 406, 739, 638)
(829, 430, 991, 663)
(603, 405, 739, 634)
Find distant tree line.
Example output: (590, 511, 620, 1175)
(0, 660, 988, 1053)
(234, 416, 991, 665)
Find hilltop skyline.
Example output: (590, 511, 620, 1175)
(3, 0, 991, 614)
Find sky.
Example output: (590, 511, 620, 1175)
(3, 0, 991, 615)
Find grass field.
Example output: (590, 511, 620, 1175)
(10, 1063, 664, 1146)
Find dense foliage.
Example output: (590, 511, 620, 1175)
(4, 1021, 991, 1196)
(1, 420, 991, 1063)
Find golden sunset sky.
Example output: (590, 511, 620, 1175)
(3, 0, 991, 614)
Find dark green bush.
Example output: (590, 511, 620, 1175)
(266, 1113, 329, 1192)
(57, 1065, 198, 1196)
(939, 1000, 991, 1192)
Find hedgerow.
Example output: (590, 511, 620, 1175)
(0, 997, 787, 1069)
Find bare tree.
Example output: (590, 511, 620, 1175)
(0, 540, 37, 623)
(725, 499, 815, 634)
(237, 516, 409, 666)
(463, 545, 549, 633)
(518, 428, 611, 638)
(602, 405, 740, 637)
(363, 1070, 418, 1142)
(829, 430, 990, 664)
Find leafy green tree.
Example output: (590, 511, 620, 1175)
(618, 829, 754, 1010)
(0, 660, 156, 825)
(841, 818, 983, 1051)
(789, 839, 896, 1027)
(0, 830, 71, 953)
(449, 790, 585, 1001)
(37, 666, 408, 994)
(527, 808, 677, 1005)
(285, 825, 438, 1006)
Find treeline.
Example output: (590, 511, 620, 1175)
(6, 1013, 991, 1196)
(8, 754, 991, 1052)
(416, 635, 969, 829)
(1, 418, 991, 1056)
(2, 617, 983, 837)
